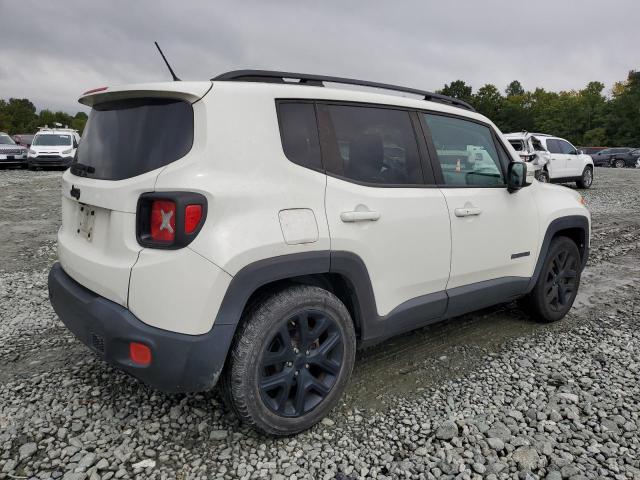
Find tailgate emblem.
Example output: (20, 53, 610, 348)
(70, 185, 81, 200)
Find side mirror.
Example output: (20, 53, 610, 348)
(507, 161, 532, 193)
(577, 149, 584, 155)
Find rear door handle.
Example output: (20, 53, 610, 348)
(340, 211, 381, 222)
(454, 207, 482, 217)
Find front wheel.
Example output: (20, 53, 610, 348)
(613, 158, 626, 169)
(576, 167, 593, 189)
(220, 285, 356, 436)
(521, 237, 581, 323)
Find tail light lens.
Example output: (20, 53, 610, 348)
(184, 204, 203, 234)
(137, 192, 207, 249)
(150, 200, 176, 242)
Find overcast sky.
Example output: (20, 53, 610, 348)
(1, 0, 638, 114)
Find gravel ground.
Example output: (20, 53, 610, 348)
(1, 167, 640, 480)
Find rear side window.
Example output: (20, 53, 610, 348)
(320, 105, 423, 185)
(277, 102, 322, 170)
(75, 98, 193, 180)
(423, 114, 505, 187)
(545, 139, 562, 154)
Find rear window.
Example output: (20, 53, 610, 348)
(75, 98, 193, 180)
(508, 139, 524, 151)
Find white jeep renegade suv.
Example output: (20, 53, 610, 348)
(48, 71, 590, 435)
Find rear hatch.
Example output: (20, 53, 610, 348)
(57, 82, 211, 306)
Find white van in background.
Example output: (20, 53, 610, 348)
(28, 125, 81, 170)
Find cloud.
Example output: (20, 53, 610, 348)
(0, 0, 637, 113)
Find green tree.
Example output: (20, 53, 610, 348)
(471, 84, 504, 120)
(505, 80, 525, 97)
(438, 80, 473, 103)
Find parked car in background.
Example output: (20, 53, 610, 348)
(28, 127, 81, 170)
(13, 134, 35, 149)
(504, 132, 593, 188)
(0, 132, 28, 167)
(590, 147, 639, 168)
(578, 146, 607, 156)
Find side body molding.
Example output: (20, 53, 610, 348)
(212, 213, 589, 350)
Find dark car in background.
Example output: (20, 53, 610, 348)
(579, 146, 607, 156)
(13, 134, 35, 149)
(590, 147, 640, 168)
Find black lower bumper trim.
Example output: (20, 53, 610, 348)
(29, 157, 73, 167)
(48, 263, 234, 393)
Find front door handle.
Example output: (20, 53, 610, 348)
(454, 206, 482, 217)
(340, 210, 381, 222)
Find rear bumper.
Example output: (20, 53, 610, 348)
(29, 156, 74, 167)
(48, 262, 235, 393)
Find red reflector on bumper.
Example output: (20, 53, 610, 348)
(129, 342, 152, 366)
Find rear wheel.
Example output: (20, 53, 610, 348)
(613, 158, 626, 168)
(522, 236, 581, 322)
(537, 170, 550, 183)
(576, 166, 593, 189)
(220, 285, 356, 436)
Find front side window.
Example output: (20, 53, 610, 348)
(423, 114, 505, 187)
(32, 134, 72, 146)
(277, 102, 322, 170)
(0, 134, 15, 145)
(558, 139, 576, 154)
(321, 105, 423, 185)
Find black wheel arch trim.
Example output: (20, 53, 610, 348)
(526, 215, 589, 293)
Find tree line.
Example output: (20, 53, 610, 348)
(0, 98, 87, 136)
(1, 70, 638, 147)
(438, 70, 640, 148)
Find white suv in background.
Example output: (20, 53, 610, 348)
(505, 132, 594, 188)
(48, 72, 591, 435)
(28, 126, 81, 170)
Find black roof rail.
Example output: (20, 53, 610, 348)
(212, 70, 476, 112)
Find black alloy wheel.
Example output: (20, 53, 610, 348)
(259, 309, 343, 417)
(543, 248, 579, 313)
(220, 285, 356, 435)
(521, 236, 582, 323)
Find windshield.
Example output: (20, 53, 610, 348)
(75, 98, 193, 180)
(0, 134, 16, 145)
(33, 134, 72, 146)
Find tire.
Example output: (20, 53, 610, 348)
(522, 236, 581, 323)
(220, 285, 356, 436)
(613, 158, 625, 169)
(576, 166, 593, 189)
(537, 170, 550, 183)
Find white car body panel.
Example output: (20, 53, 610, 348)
(56, 80, 590, 337)
(325, 177, 451, 316)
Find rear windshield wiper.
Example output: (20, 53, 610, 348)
(70, 163, 96, 177)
